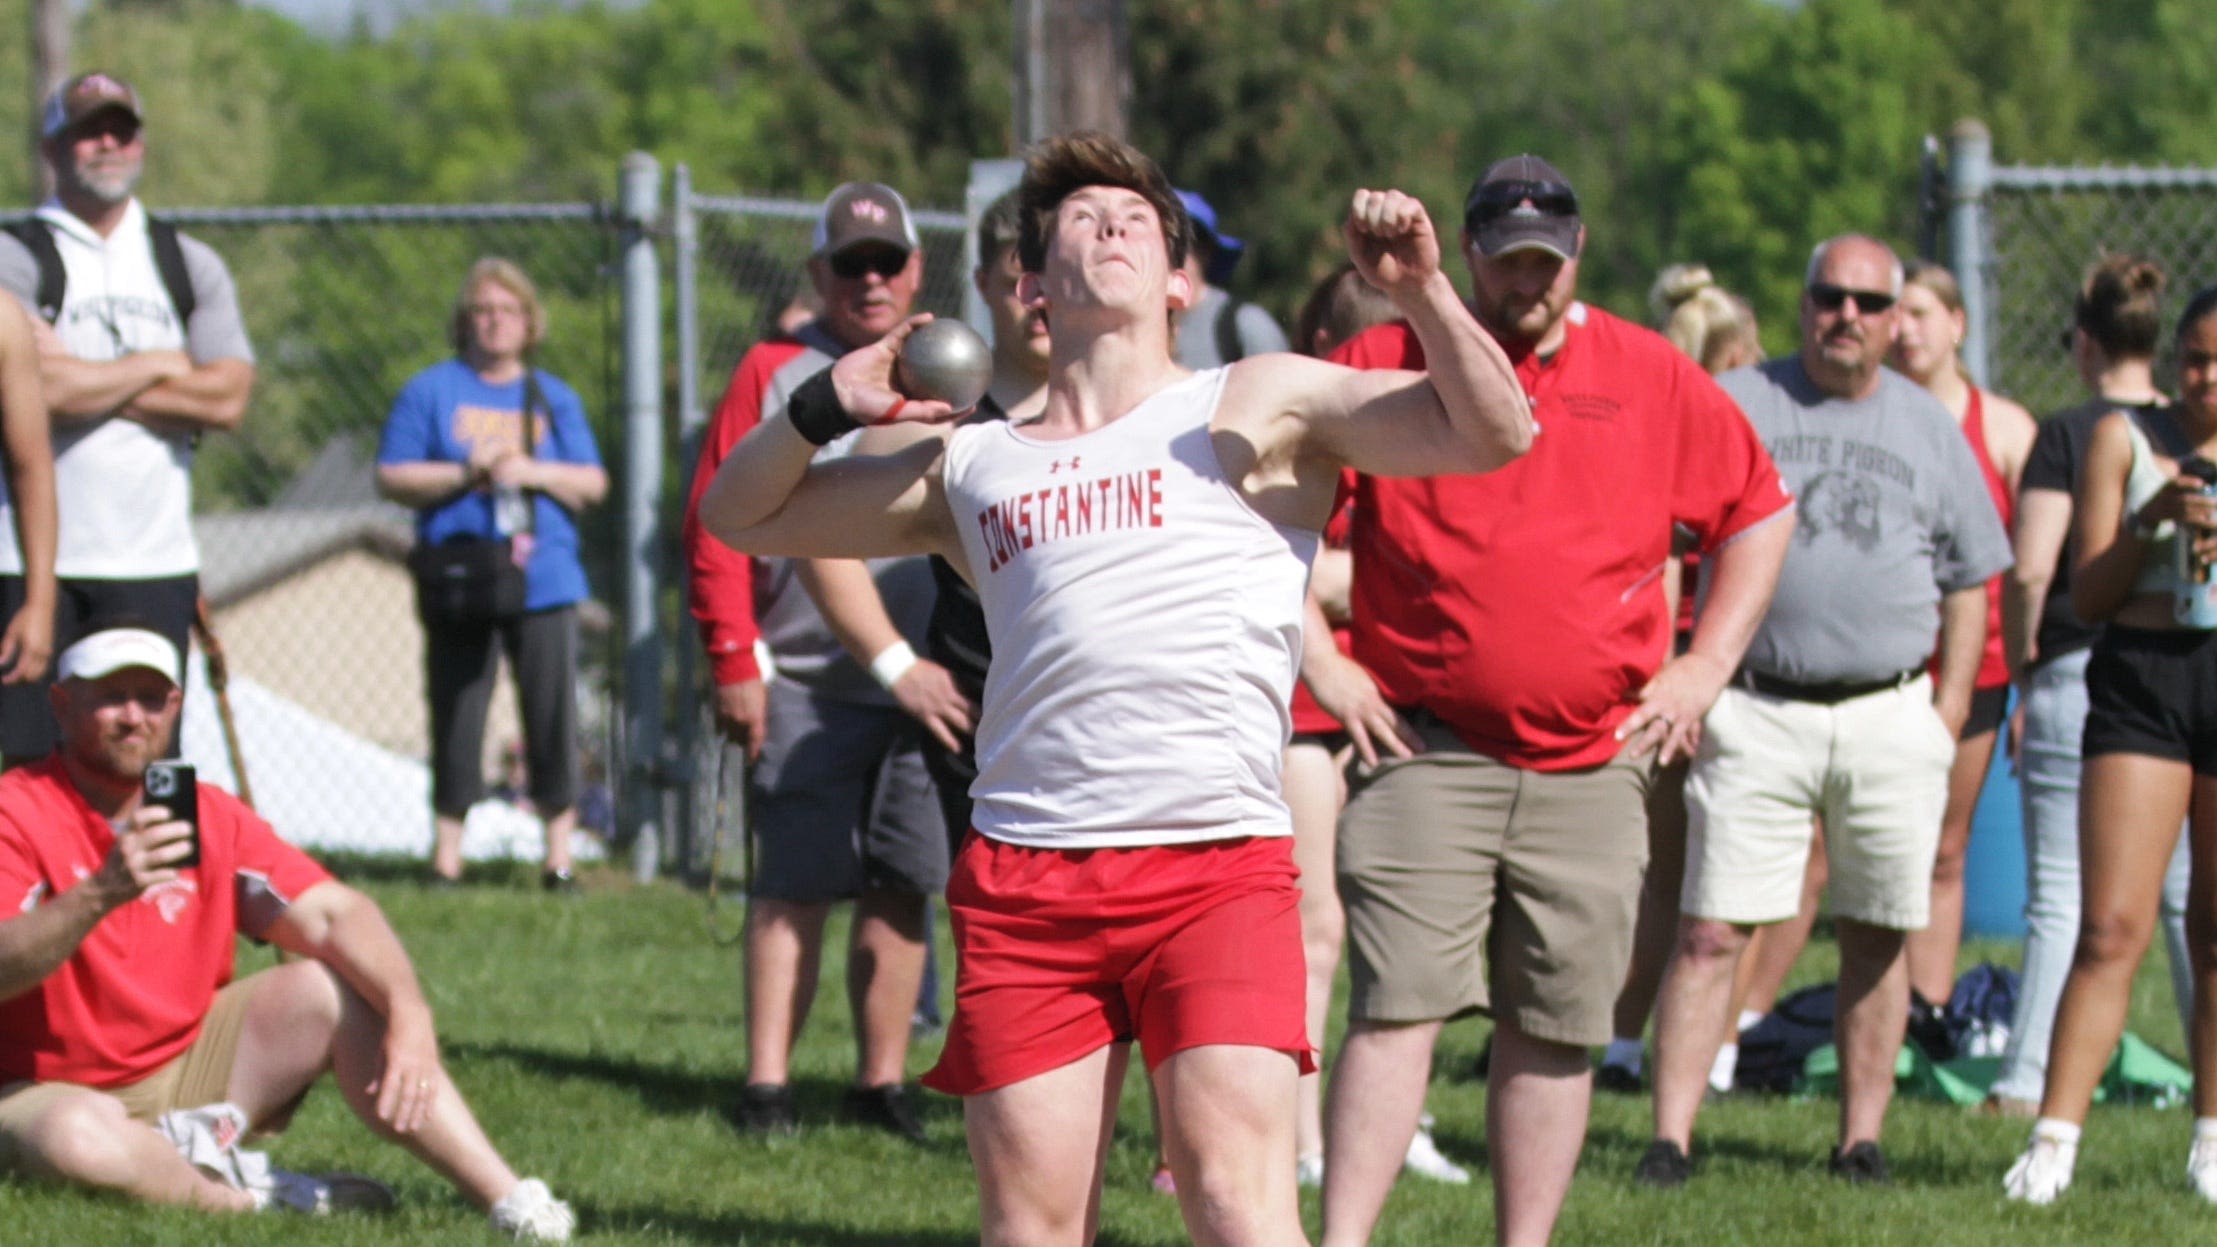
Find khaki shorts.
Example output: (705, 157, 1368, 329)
(0, 972, 272, 1171)
(1682, 681, 1953, 929)
(1336, 716, 1652, 1046)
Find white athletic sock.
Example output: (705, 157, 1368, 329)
(1708, 1041, 1738, 1093)
(2032, 1117, 2082, 1146)
(1602, 1037, 1643, 1073)
(2197, 1118, 2217, 1145)
(1737, 1008, 1765, 1033)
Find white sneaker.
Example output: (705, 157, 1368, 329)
(1295, 1153, 1325, 1188)
(2189, 1136, 2217, 1202)
(1402, 1114, 1471, 1185)
(491, 1177, 576, 1243)
(2003, 1132, 2077, 1205)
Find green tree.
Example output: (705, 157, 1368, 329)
(73, 0, 295, 207)
(1657, 0, 1950, 349)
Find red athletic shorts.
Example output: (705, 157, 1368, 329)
(922, 833, 1315, 1097)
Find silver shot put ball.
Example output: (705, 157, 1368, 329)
(898, 320, 993, 411)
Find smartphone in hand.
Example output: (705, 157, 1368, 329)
(143, 762, 200, 869)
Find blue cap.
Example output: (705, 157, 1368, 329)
(1175, 190, 1245, 286)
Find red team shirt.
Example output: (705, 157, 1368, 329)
(1957, 387, 2014, 691)
(684, 338, 818, 686)
(1334, 305, 1791, 771)
(0, 760, 333, 1088)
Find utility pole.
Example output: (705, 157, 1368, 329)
(1011, 0, 1129, 146)
(31, 0, 68, 195)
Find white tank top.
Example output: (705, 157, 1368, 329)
(942, 367, 1319, 849)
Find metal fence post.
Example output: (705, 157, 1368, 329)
(669, 162, 706, 878)
(619, 151, 666, 881)
(1946, 119, 1994, 389)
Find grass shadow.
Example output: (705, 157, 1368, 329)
(444, 1039, 966, 1136)
(577, 1197, 979, 1247)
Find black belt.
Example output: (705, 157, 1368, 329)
(1735, 667, 1921, 705)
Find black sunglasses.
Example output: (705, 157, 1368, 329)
(1807, 283, 1896, 314)
(827, 248, 909, 281)
(1466, 180, 1579, 229)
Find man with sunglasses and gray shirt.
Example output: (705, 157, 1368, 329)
(1639, 234, 2012, 1189)
(1312, 155, 1792, 1246)
(682, 182, 957, 1142)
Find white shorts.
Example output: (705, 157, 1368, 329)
(1682, 677, 1954, 930)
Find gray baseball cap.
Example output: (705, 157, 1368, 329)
(1464, 154, 1582, 260)
(812, 182, 920, 258)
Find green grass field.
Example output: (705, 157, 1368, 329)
(2, 860, 2206, 1245)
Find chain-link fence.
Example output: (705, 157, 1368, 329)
(151, 202, 625, 861)
(1922, 129, 2217, 416)
(131, 174, 979, 868)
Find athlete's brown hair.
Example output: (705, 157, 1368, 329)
(1016, 131, 1190, 276)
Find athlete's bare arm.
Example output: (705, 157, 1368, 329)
(1217, 190, 1531, 526)
(697, 318, 966, 568)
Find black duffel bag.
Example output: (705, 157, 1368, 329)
(409, 537, 527, 626)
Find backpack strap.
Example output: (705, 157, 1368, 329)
(147, 217, 197, 327)
(1212, 293, 1246, 365)
(2, 216, 198, 330)
(3, 218, 66, 324)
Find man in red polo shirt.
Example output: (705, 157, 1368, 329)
(0, 628, 571, 1239)
(1310, 155, 1794, 1247)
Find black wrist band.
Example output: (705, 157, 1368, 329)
(786, 368, 862, 446)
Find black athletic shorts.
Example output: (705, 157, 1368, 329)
(2083, 625, 2217, 774)
(1959, 683, 2009, 741)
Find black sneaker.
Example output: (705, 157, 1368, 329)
(542, 868, 580, 895)
(1904, 996, 1956, 1061)
(841, 1083, 928, 1144)
(1829, 1140, 1891, 1185)
(727, 1083, 798, 1137)
(1632, 1139, 1691, 1189)
(1594, 1062, 1642, 1094)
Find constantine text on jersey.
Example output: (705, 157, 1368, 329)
(976, 468, 1166, 572)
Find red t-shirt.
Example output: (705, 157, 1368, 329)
(0, 760, 334, 1088)
(1335, 304, 1791, 771)
(683, 337, 814, 686)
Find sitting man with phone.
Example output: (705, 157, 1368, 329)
(0, 626, 575, 1240)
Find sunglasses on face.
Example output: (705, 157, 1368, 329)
(66, 115, 141, 146)
(1807, 283, 1896, 315)
(1465, 180, 1580, 230)
(827, 248, 910, 281)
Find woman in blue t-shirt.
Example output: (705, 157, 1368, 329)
(375, 258, 607, 889)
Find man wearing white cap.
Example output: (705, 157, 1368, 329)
(0, 628, 573, 1239)
(0, 71, 257, 765)
(1312, 154, 1794, 1245)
